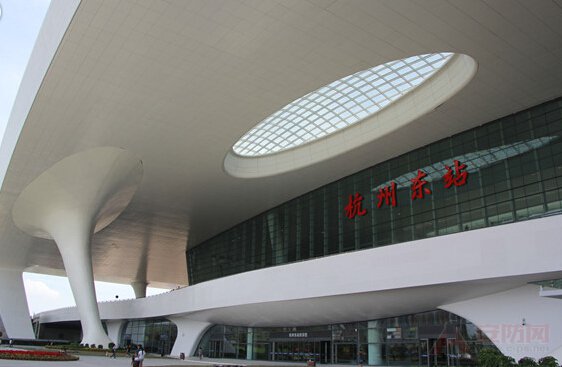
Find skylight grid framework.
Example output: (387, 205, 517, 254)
(233, 53, 453, 157)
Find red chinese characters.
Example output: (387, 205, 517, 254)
(443, 160, 469, 188)
(376, 182, 397, 208)
(344, 161, 470, 216)
(410, 170, 431, 200)
(344, 192, 367, 219)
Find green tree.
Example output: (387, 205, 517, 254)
(518, 357, 538, 367)
(500, 355, 516, 367)
(538, 356, 558, 367)
(479, 348, 503, 367)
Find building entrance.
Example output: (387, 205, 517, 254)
(272, 340, 330, 363)
(197, 311, 494, 365)
(208, 340, 223, 358)
(333, 342, 356, 364)
(420, 338, 458, 367)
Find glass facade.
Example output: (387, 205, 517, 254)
(197, 310, 494, 366)
(188, 97, 562, 285)
(120, 318, 177, 355)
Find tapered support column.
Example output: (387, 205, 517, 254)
(131, 281, 147, 299)
(48, 216, 112, 346)
(168, 317, 211, 357)
(106, 320, 126, 346)
(0, 268, 35, 339)
(13, 147, 143, 347)
(441, 285, 562, 361)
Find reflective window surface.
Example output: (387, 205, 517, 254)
(189, 97, 562, 285)
(233, 53, 453, 157)
(120, 319, 177, 355)
(197, 310, 494, 366)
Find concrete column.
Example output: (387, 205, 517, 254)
(0, 268, 35, 339)
(131, 281, 147, 299)
(12, 147, 143, 347)
(106, 319, 126, 347)
(168, 317, 212, 357)
(367, 320, 383, 365)
(0, 315, 6, 338)
(441, 284, 562, 362)
(246, 327, 254, 360)
(49, 216, 113, 346)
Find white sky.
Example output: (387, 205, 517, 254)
(1, 0, 168, 315)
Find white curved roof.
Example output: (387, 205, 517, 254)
(1, 0, 562, 288)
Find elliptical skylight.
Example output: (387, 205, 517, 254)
(233, 53, 453, 157)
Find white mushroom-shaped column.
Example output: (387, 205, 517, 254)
(13, 147, 143, 347)
(131, 281, 147, 299)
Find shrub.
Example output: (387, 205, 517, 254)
(501, 355, 516, 367)
(479, 348, 503, 367)
(90, 343, 97, 349)
(538, 356, 558, 367)
(98, 344, 103, 349)
(0, 350, 79, 361)
(519, 357, 538, 367)
(477, 348, 517, 367)
(108, 342, 115, 349)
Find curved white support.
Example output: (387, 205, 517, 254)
(168, 317, 212, 357)
(441, 285, 562, 361)
(131, 281, 147, 299)
(0, 268, 35, 339)
(106, 319, 126, 347)
(12, 147, 143, 347)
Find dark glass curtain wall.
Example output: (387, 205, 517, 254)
(120, 319, 177, 355)
(188, 97, 562, 285)
(197, 310, 494, 366)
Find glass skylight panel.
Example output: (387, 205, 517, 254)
(233, 52, 453, 157)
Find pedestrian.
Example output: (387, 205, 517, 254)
(198, 347, 203, 360)
(134, 344, 145, 367)
(127, 344, 131, 356)
(358, 349, 365, 367)
(111, 344, 117, 359)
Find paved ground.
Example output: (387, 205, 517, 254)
(0, 347, 340, 367)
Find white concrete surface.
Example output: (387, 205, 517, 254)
(442, 285, 562, 361)
(0, 269, 35, 339)
(2, 0, 562, 363)
(168, 318, 212, 357)
(132, 281, 148, 299)
(12, 147, 143, 347)
(35, 215, 562, 359)
(106, 320, 126, 347)
(0, 1, 561, 292)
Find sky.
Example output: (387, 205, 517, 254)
(1, 0, 168, 315)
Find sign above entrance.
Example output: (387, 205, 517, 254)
(345, 160, 469, 219)
(289, 332, 308, 338)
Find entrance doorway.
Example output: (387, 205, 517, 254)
(334, 343, 357, 364)
(420, 338, 458, 367)
(272, 340, 329, 362)
(208, 340, 223, 358)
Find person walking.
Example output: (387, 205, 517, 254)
(134, 344, 145, 367)
(111, 344, 117, 359)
